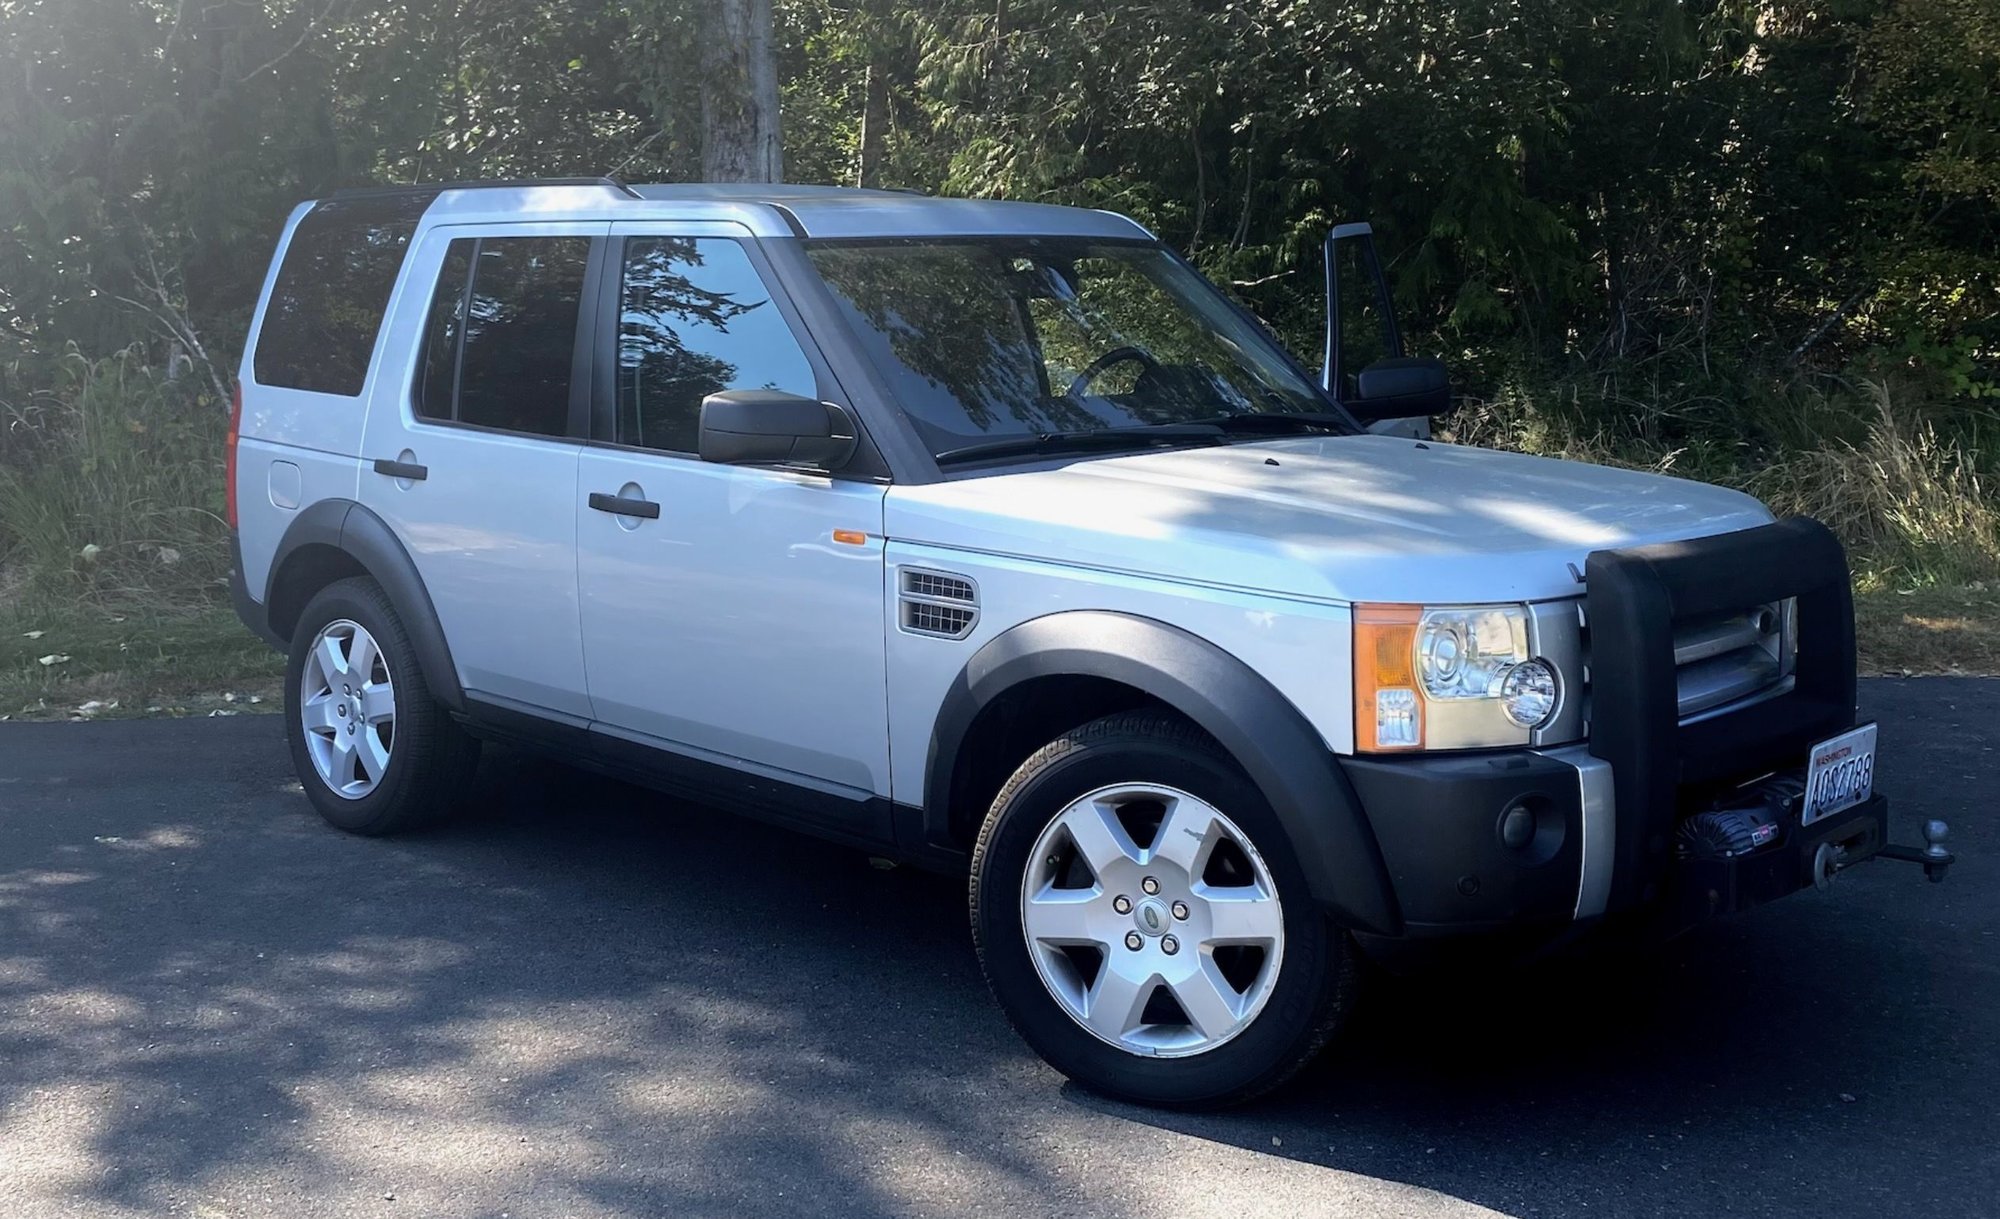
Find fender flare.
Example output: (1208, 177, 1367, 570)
(261, 498, 466, 712)
(926, 610, 1402, 935)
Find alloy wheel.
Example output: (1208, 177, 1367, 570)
(298, 618, 396, 799)
(1019, 783, 1285, 1057)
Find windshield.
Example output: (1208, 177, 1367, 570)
(803, 238, 1347, 462)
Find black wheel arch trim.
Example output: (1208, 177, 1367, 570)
(259, 498, 466, 712)
(924, 610, 1403, 935)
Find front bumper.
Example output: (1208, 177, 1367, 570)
(1343, 749, 1594, 937)
(1344, 743, 1893, 965)
(1344, 518, 1903, 951)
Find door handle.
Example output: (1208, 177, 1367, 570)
(372, 458, 428, 481)
(588, 491, 661, 520)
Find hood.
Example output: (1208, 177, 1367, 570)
(884, 434, 1776, 604)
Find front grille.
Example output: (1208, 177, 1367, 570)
(1582, 518, 1857, 916)
(898, 566, 979, 639)
(1673, 600, 1794, 719)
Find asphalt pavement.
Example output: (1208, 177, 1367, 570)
(1, 679, 1994, 1218)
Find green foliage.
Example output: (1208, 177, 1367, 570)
(1447, 364, 2000, 586)
(0, 345, 232, 610)
(0, 0, 1993, 596)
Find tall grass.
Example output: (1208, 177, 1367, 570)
(2, 344, 1994, 618)
(1751, 385, 2000, 587)
(0, 345, 232, 612)
(1449, 368, 2000, 588)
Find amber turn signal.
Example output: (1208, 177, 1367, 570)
(1352, 604, 1423, 752)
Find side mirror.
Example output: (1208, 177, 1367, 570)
(1347, 356, 1451, 421)
(698, 390, 857, 469)
(1323, 221, 1452, 426)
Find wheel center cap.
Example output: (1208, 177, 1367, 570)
(1133, 898, 1172, 938)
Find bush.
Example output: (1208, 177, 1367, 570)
(0, 346, 231, 612)
(3, 339, 1993, 622)
(1751, 384, 2000, 587)
(1446, 363, 2000, 587)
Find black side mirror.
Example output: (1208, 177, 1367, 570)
(698, 390, 857, 469)
(1348, 356, 1451, 421)
(1323, 222, 1452, 424)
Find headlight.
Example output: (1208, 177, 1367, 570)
(1417, 607, 1526, 701)
(1353, 604, 1563, 751)
(1500, 658, 1559, 728)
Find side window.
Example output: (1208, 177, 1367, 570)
(413, 235, 591, 438)
(254, 193, 435, 396)
(416, 240, 473, 422)
(617, 237, 816, 453)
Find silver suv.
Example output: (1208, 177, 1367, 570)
(230, 178, 1933, 1107)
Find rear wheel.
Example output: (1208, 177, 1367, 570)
(970, 711, 1360, 1107)
(285, 577, 479, 835)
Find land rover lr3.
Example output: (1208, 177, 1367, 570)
(229, 180, 1951, 1107)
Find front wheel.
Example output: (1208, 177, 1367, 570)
(970, 711, 1360, 1108)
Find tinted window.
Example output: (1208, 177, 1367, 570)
(617, 237, 815, 453)
(416, 240, 474, 422)
(254, 193, 435, 396)
(805, 239, 1335, 458)
(450, 237, 591, 437)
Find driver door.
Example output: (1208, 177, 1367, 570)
(574, 223, 892, 836)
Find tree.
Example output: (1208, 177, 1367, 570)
(0, 0, 1990, 402)
(701, 0, 783, 181)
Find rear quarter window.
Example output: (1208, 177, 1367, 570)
(253, 193, 437, 396)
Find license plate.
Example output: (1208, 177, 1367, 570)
(1802, 723, 1878, 825)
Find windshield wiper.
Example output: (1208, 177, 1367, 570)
(935, 424, 1227, 466)
(1180, 410, 1354, 436)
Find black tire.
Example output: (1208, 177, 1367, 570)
(970, 710, 1361, 1108)
(284, 576, 480, 835)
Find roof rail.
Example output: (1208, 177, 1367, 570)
(325, 176, 642, 201)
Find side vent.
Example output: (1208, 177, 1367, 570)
(899, 567, 979, 640)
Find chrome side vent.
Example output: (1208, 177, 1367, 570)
(898, 567, 979, 640)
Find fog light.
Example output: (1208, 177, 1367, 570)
(1500, 659, 1559, 728)
(1500, 803, 1537, 850)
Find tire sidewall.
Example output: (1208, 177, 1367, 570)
(973, 728, 1336, 1107)
(285, 581, 430, 834)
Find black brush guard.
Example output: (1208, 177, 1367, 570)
(1585, 517, 1871, 915)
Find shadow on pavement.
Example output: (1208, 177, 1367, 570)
(0, 675, 1991, 1217)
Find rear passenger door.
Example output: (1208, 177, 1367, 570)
(360, 223, 607, 719)
(574, 224, 892, 811)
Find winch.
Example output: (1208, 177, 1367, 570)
(1668, 767, 1952, 930)
(1675, 773, 1805, 861)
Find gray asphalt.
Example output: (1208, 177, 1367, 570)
(1, 679, 1994, 1219)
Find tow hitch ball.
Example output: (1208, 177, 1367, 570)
(1818, 819, 1955, 890)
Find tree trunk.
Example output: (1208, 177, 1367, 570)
(1599, 192, 1628, 360)
(855, 60, 887, 187)
(699, 0, 782, 183)
(851, 0, 892, 187)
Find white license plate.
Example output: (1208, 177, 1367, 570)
(1802, 723, 1878, 825)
